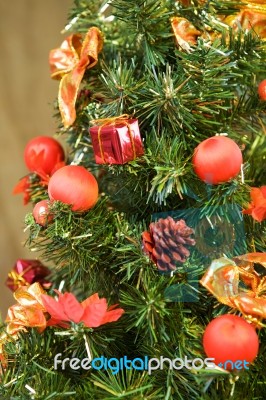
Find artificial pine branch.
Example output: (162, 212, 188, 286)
(2, 0, 266, 398)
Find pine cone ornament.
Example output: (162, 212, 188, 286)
(142, 217, 195, 272)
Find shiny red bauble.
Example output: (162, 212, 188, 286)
(48, 165, 98, 211)
(33, 199, 53, 226)
(192, 136, 243, 184)
(203, 314, 259, 370)
(24, 136, 65, 175)
(258, 79, 266, 101)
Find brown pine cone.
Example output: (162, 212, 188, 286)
(142, 216, 195, 272)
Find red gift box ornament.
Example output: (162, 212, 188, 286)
(6, 259, 51, 292)
(89, 114, 144, 164)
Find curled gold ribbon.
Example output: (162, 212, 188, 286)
(0, 283, 48, 370)
(200, 252, 266, 327)
(5, 283, 47, 336)
(171, 0, 266, 49)
(171, 17, 201, 51)
(49, 27, 104, 128)
(91, 114, 137, 163)
(222, 7, 266, 39)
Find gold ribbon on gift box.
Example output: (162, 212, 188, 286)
(49, 27, 104, 128)
(90, 114, 137, 163)
(200, 252, 266, 327)
(7, 269, 29, 288)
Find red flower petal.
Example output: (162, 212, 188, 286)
(251, 187, 266, 206)
(81, 293, 100, 308)
(107, 303, 119, 311)
(42, 291, 124, 329)
(13, 176, 29, 194)
(82, 297, 108, 328)
(242, 205, 253, 215)
(261, 186, 266, 198)
(41, 294, 69, 321)
(243, 186, 266, 222)
(13, 176, 31, 205)
(101, 307, 125, 325)
(252, 206, 266, 223)
(46, 318, 70, 328)
(58, 292, 84, 323)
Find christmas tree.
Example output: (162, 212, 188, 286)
(1, 0, 266, 399)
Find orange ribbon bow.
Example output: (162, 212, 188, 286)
(200, 252, 266, 327)
(5, 283, 47, 337)
(0, 282, 48, 371)
(222, 6, 266, 40)
(171, 17, 201, 51)
(49, 27, 104, 128)
(172, 1, 266, 49)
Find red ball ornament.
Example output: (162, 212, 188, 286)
(192, 136, 243, 184)
(258, 79, 266, 101)
(33, 200, 53, 226)
(48, 165, 98, 211)
(24, 136, 65, 175)
(203, 314, 259, 370)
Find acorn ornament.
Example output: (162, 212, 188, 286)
(48, 165, 99, 211)
(192, 136, 243, 185)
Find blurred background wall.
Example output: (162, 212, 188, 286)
(0, 0, 72, 317)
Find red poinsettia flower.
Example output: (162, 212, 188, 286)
(36, 161, 66, 186)
(41, 291, 124, 328)
(13, 162, 66, 204)
(243, 186, 266, 222)
(13, 176, 31, 205)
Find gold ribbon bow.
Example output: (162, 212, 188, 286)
(200, 252, 266, 327)
(91, 114, 137, 163)
(171, 1, 266, 49)
(0, 283, 48, 370)
(5, 283, 47, 336)
(49, 27, 104, 128)
(222, 1, 266, 40)
(171, 17, 201, 51)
